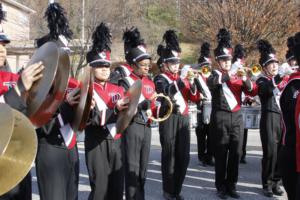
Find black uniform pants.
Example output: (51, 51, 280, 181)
(259, 112, 281, 188)
(35, 139, 79, 200)
(195, 114, 212, 161)
(84, 134, 124, 200)
(0, 172, 31, 200)
(210, 110, 243, 191)
(241, 129, 248, 160)
(124, 122, 151, 200)
(279, 146, 300, 200)
(159, 114, 190, 196)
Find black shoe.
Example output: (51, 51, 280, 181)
(175, 194, 184, 200)
(240, 158, 247, 164)
(217, 189, 228, 199)
(272, 185, 284, 196)
(263, 187, 273, 197)
(163, 192, 176, 200)
(227, 189, 240, 199)
(207, 159, 215, 166)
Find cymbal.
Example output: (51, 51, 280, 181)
(72, 66, 93, 132)
(116, 80, 142, 134)
(0, 103, 14, 156)
(0, 105, 37, 195)
(25, 42, 59, 125)
(29, 48, 71, 127)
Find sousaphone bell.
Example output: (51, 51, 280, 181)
(0, 103, 37, 195)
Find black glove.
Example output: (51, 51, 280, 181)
(138, 99, 150, 111)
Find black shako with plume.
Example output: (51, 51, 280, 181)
(86, 22, 112, 67)
(0, 3, 10, 44)
(214, 28, 232, 60)
(232, 44, 246, 64)
(36, 2, 73, 48)
(257, 39, 278, 67)
(286, 36, 295, 62)
(157, 30, 181, 63)
(123, 27, 151, 65)
(197, 42, 211, 68)
(293, 32, 300, 66)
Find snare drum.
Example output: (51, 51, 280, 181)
(241, 106, 261, 129)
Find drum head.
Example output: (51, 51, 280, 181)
(116, 80, 142, 134)
(29, 49, 70, 127)
(26, 42, 59, 120)
(0, 107, 37, 195)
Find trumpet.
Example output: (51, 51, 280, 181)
(199, 65, 212, 78)
(236, 64, 262, 77)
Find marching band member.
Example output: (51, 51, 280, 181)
(231, 44, 248, 164)
(279, 33, 300, 200)
(34, 3, 80, 200)
(118, 27, 156, 200)
(0, 4, 44, 200)
(154, 30, 201, 200)
(84, 22, 128, 200)
(256, 39, 290, 197)
(193, 42, 214, 166)
(109, 32, 135, 84)
(207, 29, 257, 199)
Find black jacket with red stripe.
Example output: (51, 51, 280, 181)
(207, 69, 257, 112)
(154, 71, 200, 116)
(119, 72, 157, 125)
(256, 74, 288, 114)
(0, 71, 27, 113)
(36, 78, 79, 149)
(85, 81, 125, 139)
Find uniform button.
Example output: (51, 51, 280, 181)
(57, 134, 61, 139)
(61, 142, 65, 146)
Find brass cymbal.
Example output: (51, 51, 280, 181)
(29, 48, 71, 127)
(72, 66, 93, 132)
(0, 103, 14, 156)
(0, 105, 37, 195)
(116, 80, 142, 134)
(25, 42, 59, 125)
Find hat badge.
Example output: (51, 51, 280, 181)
(172, 50, 179, 57)
(223, 48, 230, 55)
(138, 45, 146, 53)
(99, 52, 106, 59)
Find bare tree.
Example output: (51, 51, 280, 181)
(181, 0, 298, 57)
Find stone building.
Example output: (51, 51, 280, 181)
(1, 0, 35, 72)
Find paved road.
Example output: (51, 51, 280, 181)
(32, 128, 287, 200)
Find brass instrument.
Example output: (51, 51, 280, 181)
(236, 64, 262, 77)
(199, 65, 212, 78)
(0, 103, 37, 195)
(147, 93, 173, 122)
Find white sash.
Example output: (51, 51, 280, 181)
(273, 87, 281, 109)
(197, 76, 211, 100)
(125, 76, 145, 104)
(120, 65, 131, 77)
(222, 82, 238, 110)
(58, 114, 74, 147)
(93, 90, 108, 126)
(106, 123, 117, 138)
(160, 74, 186, 114)
(0, 95, 5, 103)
